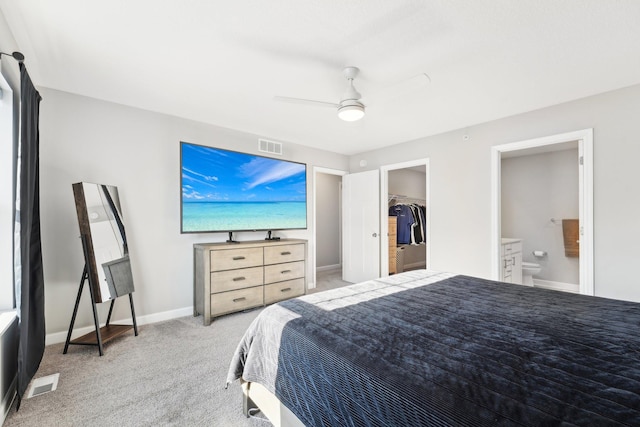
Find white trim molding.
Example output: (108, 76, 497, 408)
(491, 129, 594, 296)
(46, 306, 193, 345)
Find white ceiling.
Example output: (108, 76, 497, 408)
(2, 1, 640, 155)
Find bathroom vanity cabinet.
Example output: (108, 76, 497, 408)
(501, 238, 522, 285)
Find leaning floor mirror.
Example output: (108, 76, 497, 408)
(72, 182, 135, 302)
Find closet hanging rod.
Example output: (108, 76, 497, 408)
(389, 194, 425, 200)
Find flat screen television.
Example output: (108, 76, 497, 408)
(180, 141, 307, 234)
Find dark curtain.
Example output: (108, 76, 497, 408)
(16, 63, 44, 405)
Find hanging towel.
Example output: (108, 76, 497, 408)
(562, 219, 580, 257)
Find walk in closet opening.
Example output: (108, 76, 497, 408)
(381, 159, 429, 277)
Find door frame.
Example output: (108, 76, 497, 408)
(490, 129, 594, 295)
(380, 158, 430, 277)
(311, 166, 347, 289)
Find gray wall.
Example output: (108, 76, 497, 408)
(501, 149, 580, 284)
(38, 88, 349, 339)
(388, 168, 426, 200)
(20, 79, 640, 340)
(315, 173, 341, 269)
(350, 83, 640, 303)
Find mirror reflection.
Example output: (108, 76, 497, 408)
(73, 182, 135, 302)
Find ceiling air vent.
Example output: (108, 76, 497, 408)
(258, 139, 283, 156)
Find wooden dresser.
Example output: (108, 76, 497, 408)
(193, 239, 307, 326)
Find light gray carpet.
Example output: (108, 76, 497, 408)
(314, 268, 351, 292)
(4, 270, 351, 427)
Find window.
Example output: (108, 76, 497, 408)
(0, 70, 15, 310)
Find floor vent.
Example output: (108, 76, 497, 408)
(258, 139, 283, 155)
(26, 373, 59, 399)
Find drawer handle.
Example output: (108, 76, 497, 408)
(280, 287, 292, 293)
(232, 256, 246, 261)
(232, 297, 246, 303)
(281, 269, 292, 274)
(281, 251, 291, 255)
(232, 277, 246, 282)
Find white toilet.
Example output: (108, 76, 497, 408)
(521, 262, 541, 286)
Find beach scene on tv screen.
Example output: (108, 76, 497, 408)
(181, 144, 307, 232)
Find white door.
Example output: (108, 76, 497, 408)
(342, 170, 380, 283)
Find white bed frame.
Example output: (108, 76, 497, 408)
(242, 380, 305, 427)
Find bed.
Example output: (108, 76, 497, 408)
(226, 270, 640, 426)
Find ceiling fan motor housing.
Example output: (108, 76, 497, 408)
(338, 99, 365, 121)
(338, 66, 365, 121)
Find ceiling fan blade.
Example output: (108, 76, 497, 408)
(274, 96, 339, 108)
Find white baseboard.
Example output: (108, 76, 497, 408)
(46, 306, 193, 345)
(533, 279, 579, 294)
(316, 264, 341, 272)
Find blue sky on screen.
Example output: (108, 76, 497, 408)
(181, 143, 306, 202)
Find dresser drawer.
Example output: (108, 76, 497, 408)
(502, 241, 522, 256)
(211, 286, 263, 317)
(264, 260, 305, 284)
(211, 266, 263, 293)
(502, 244, 511, 256)
(210, 247, 263, 271)
(264, 278, 305, 305)
(264, 244, 305, 265)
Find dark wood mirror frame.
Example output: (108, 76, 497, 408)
(65, 182, 138, 355)
(72, 182, 134, 302)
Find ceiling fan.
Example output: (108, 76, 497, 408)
(275, 66, 366, 122)
(274, 66, 430, 122)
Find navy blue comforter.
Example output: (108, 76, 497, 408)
(227, 270, 640, 426)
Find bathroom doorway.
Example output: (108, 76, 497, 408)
(312, 167, 346, 289)
(491, 129, 593, 295)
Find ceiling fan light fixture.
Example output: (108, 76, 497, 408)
(338, 101, 365, 122)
